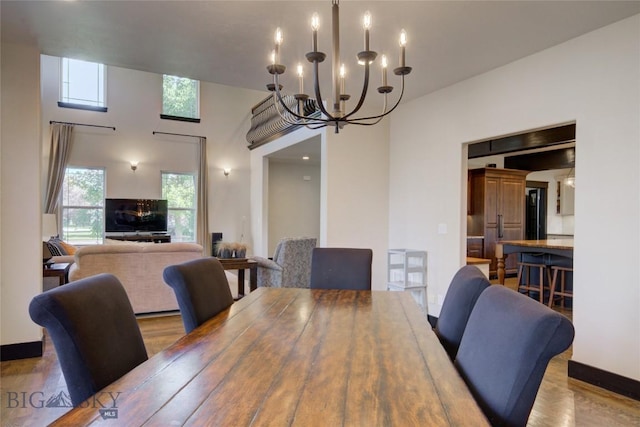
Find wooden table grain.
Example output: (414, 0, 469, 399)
(496, 239, 574, 284)
(51, 288, 489, 426)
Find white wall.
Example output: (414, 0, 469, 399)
(1, 44, 43, 346)
(268, 160, 320, 254)
(323, 121, 390, 290)
(389, 15, 640, 380)
(40, 55, 265, 250)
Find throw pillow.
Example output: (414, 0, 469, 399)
(47, 237, 68, 255)
(59, 240, 77, 255)
(45, 241, 64, 257)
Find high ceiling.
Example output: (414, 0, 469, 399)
(3, 1, 639, 106)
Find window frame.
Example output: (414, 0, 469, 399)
(60, 166, 106, 245)
(161, 171, 197, 243)
(58, 57, 108, 112)
(161, 75, 201, 123)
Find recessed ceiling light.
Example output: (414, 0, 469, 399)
(302, 156, 310, 160)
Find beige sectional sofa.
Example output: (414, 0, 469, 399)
(68, 242, 204, 314)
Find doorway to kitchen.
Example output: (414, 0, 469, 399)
(465, 123, 576, 281)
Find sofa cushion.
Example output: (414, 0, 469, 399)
(69, 242, 204, 314)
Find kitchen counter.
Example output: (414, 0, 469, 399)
(495, 239, 573, 284)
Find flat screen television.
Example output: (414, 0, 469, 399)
(105, 198, 168, 233)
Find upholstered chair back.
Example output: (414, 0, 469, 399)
(455, 285, 574, 427)
(310, 248, 373, 290)
(252, 237, 317, 288)
(163, 257, 234, 333)
(29, 273, 148, 406)
(434, 265, 491, 359)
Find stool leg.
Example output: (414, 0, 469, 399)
(548, 268, 558, 308)
(517, 264, 525, 295)
(538, 265, 545, 303)
(560, 270, 566, 308)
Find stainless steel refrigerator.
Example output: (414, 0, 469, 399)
(526, 188, 547, 240)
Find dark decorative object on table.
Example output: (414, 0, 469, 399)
(214, 241, 248, 259)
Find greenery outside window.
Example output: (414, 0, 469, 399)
(59, 58, 107, 112)
(61, 167, 105, 245)
(162, 172, 196, 242)
(161, 75, 200, 122)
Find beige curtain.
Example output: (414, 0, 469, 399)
(196, 137, 210, 256)
(44, 123, 75, 213)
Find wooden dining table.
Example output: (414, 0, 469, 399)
(496, 239, 574, 284)
(52, 288, 489, 426)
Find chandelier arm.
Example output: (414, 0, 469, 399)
(346, 95, 388, 126)
(272, 95, 326, 128)
(272, 73, 331, 124)
(311, 59, 336, 120)
(342, 62, 371, 120)
(346, 74, 406, 122)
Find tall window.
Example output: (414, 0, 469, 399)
(60, 58, 107, 111)
(61, 167, 105, 245)
(161, 75, 200, 122)
(162, 172, 196, 242)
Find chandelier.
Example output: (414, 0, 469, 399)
(266, 0, 411, 134)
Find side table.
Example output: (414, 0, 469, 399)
(43, 262, 72, 286)
(216, 258, 257, 299)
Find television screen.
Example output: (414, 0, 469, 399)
(105, 199, 168, 233)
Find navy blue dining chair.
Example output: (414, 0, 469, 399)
(163, 257, 234, 333)
(309, 248, 373, 290)
(434, 265, 491, 359)
(29, 273, 148, 406)
(454, 285, 574, 427)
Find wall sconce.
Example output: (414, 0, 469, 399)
(130, 160, 139, 172)
(223, 168, 231, 177)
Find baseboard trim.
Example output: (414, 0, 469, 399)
(1, 340, 43, 361)
(568, 360, 640, 401)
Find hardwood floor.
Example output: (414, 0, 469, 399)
(2, 288, 639, 426)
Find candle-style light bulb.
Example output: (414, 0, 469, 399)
(311, 13, 319, 52)
(274, 27, 283, 64)
(297, 63, 304, 94)
(399, 29, 407, 67)
(270, 50, 276, 65)
(381, 54, 388, 86)
(340, 64, 346, 94)
(363, 11, 371, 51)
(275, 27, 283, 46)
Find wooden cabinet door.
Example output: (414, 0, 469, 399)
(485, 177, 499, 228)
(500, 178, 525, 229)
(499, 177, 525, 274)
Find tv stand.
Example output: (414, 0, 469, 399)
(108, 234, 171, 244)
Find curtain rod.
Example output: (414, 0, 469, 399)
(49, 121, 116, 130)
(153, 131, 206, 139)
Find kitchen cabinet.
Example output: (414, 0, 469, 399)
(466, 237, 484, 258)
(468, 168, 528, 277)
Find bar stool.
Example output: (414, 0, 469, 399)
(517, 257, 551, 304)
(548, 265, 573, 308)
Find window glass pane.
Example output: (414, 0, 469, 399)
(162, 75, 199, 119)
(62, 167, 105, 245)
(162, 172, 196, 243)
(61, 58, 106, 107)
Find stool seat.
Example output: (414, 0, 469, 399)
(517, 262, 551, 304)
(548, 265, 573, 308)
